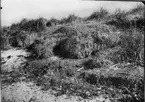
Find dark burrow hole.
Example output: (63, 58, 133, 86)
(53, 40, 78, 59)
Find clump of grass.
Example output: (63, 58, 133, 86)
(3, 30, 39, 49)
(91, 24, 120, 52)
(116, 28, 144, 64)
(52, 26, 79, 38)
(128, 3, 144, 16)
(60, 14, 80, 24)
(6, 30, 23, 47)
(87, 7, 109, 21)
(1, 18, 47, 50)
(11, 17, 47, 32)
(113, 8, 127, 21)
(66, 14, 79, 23)
(126, 4, 144, 30)
(106, 8, 130, 29)
(1, 31, 12, 50)
(26, 38, 55, 59)
(106, 4, 144, 30)
(22, 32, 40, 48)
(104, 28, 144, 65)
(46, 18, 60, 27)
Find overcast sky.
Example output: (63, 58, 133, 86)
(1, 0, 142, 26)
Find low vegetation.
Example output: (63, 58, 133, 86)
(1, 3, 144, 102)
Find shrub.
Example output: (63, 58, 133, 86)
(128, 3, 144, 16)
(26, 39, 54, 59)
(52, 26, 79, 38)
(106, 5, 144, 30)
(7, 30, 22, 47)
(53, 23, 121, 59)
(11, 18, 47, 32)
(72, 23, 94, 36)
(92, 24, 120, 51)
(1, 31, 12, 50)
(113, 8, 127, 21)
(22, 32, 40, 48)
(106, 9, 130, 29)
(105, 47, 122, 64)
(66, 14, 79, 23)
(4, 30, 39, 49)
(60, 14, 79, 24)
(126, 4, 144, 29)
(87, 7, 109, 21)
(53, 35, 94, 59)
(115, 28, 144, 64)
(104, 29, 144, 64)
(46, 18, 60, 27)
(19, 18, 29, 26)
(2, 28, 55, 59)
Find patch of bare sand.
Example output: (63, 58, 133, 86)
(1, 49, 30, 72)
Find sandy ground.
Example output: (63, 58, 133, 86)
(1, 49, 30, 72)
(1, 49, 110, 102)
(2, 81, 108, 102)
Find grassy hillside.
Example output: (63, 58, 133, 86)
(1, 4, 144, 102)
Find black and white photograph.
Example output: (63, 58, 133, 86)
(1, 0, 144, 102)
